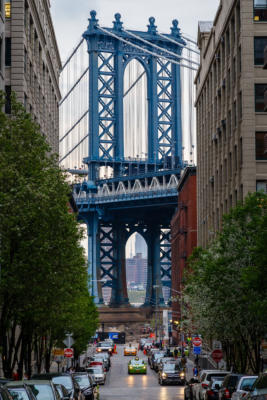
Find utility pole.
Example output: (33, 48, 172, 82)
(153, 283, 159, 343)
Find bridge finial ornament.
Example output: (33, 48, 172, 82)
(147, 16, 157, 34)
(171, 19, 181, 37)
(88, 10, 98, 31)
(113, 13, 123, 31)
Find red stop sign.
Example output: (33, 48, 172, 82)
(193, 337, 202, 347)
(212, 349, 223, 363)
(64, 348, 74, 358)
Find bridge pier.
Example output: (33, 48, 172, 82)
(144, 225, 164, 307)
(110, 223, 129, 307)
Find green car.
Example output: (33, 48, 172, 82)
(128, 358, 147, 374)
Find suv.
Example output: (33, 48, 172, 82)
(245, 373, 267, 400)
(194, 370, 230, 400)
(219, 374, 244, 400)
(158, 362, 185, 385)
(232, 376, 258, 400)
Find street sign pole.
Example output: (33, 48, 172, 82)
(63, 334, 74, 370)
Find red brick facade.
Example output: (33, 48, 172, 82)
(171, 167, 197, 343)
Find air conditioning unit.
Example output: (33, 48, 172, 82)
(212, 133, 218, 141)
(209, 176, 214, 183)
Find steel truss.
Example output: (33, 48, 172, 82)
(75, 11, 187, 306)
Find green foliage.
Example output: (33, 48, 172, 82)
(184, 192, 267, 373)
(0, 93, 98, 376)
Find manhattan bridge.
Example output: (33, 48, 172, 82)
(59, 11, 199, 309)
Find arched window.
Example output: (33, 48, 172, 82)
(124, 59, 148, 160)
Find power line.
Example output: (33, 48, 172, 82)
(157, 32, 200, 56)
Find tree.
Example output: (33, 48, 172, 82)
(184, 192, 267, 373)
(0, 93, 98, 377)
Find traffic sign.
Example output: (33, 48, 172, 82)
(64, 348, 74, 358)
(193, 346, 202, 355)
(53, 348, 64, 356)
(212, 349, 223, 363)
(193, 337, 202, 347)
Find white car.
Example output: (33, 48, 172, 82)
(193, 370, 230, 400)
(231, 376, 258, 400)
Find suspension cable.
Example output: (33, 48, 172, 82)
(157, 31, 200, 56)
(97, 26, 198, 72)
(182, 34, 198, 46)
(123, 28, 199, 67)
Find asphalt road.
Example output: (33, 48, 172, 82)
(99, 345, 185, 400)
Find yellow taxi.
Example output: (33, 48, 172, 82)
(124, 345, 137, 356)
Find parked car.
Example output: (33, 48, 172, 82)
(231, 376, 258, 400)
(158, 362, 185, 385)
(0, 386, 13, 400)
(185, 378, 200, 400)
(85, 367, 106, 385)
(204, 379, 224, 400)
(72, 373, 97, 400)
(0, 379, 13, 386)
(6, 382, 37, 400)
(25, 380, 61, 400)
(31, 373, 83, 400)
(54, 384, 70, 400)
(245, 373, 267, 400)
(91, 354, 110, 370)
(193, 370, 230, 400)
(218, 374, 245, 400)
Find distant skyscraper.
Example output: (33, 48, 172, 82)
(126, 253, 147, 287)
(135, 233, 147, 258)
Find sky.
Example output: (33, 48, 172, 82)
(51, 0, 220, 63)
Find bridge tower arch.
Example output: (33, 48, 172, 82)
(75, 11, 187, 307)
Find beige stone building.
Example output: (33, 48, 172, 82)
(4, 0, 61, 153)
(0, 0, 4, 90)
(195, 0, 267, 247)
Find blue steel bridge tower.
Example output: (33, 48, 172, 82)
(73, 11, 186, 307)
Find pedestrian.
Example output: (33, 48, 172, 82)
(12, 370, 19, 381)
(174, 347, 178, 358)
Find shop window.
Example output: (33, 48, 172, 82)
(256, 132, 267, 160)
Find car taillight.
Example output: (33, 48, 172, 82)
(224, 389, 230, 398)
(202, 383, 209, 388)
(207, 390, 214, 396)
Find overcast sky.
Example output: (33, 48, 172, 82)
(51, 0, 220, 63)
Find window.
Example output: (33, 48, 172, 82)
(0, 38, 2, 72)
(5, 85, 11, 114)
(255, 84, 267, 112)
(233, 101, 237, 128)
(256, 132, 267, 159)
(256, 180, 267, 193)
(5, 1, 11, 18)
(239, 91, 242, 119)
(254, 0, 267, 21)
(5, 37, 11, 66)
(254, 37, 267, 65)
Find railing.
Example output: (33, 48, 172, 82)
(74, 187, 178, 204)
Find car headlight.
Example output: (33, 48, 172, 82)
(162, 373, 167, 378)
(109, 348, 112, 352)
(180, 372, 185, 377)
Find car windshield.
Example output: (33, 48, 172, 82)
(8, 389, 29, 400)
(155, 353, 165, 359)
(73, 376, 90, 389)
(211, 381, 223, 389)
(163, 364, 179, 372)
(207, 374, 227, 382)
(131, 360, 143, 365)
(240, 378, 257, 390)
(52, 377, 73, 391)
(99, 343, 109, 348)
(28, 384, 54, 400)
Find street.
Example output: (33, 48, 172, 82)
(99, 346, 185, 400)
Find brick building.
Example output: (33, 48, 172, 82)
(171, 167, 197, 343)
